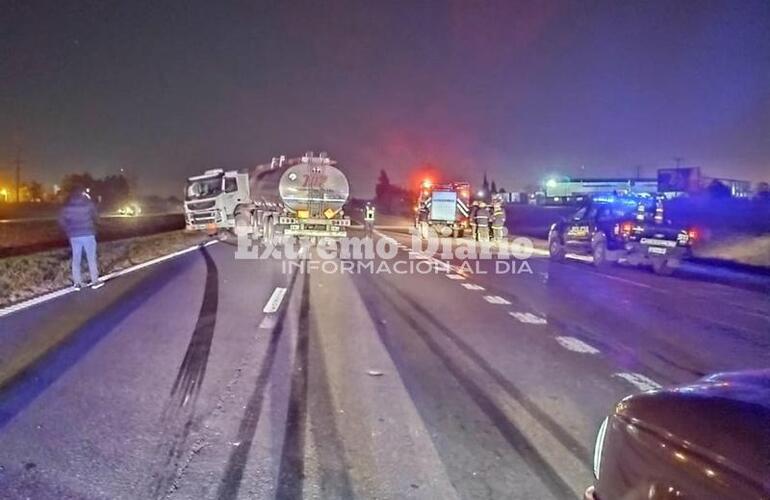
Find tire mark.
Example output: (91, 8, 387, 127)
(389, 281, 593, 467)
(215, 268, 301, 500)
(150, 247, 219, 499)
(356, 273, 576, 500)
(275, 272, 311, 499)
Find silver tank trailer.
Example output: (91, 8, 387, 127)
(247, 154, 350, 216)
(278, 162, 349, 217)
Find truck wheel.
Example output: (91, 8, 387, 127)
(548, 234, 566, 262)
(263, 217, 274, 242)
(234, 210, 251, 236)
(592, 237, 609, 267)
(652, 258, 676, 276)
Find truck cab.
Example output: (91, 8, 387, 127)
(184, 169, 248, 231)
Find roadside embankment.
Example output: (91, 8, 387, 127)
(0, 213, 185, 258)
(0, 229, 209, 308)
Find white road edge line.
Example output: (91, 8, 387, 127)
(613, 372, 662, 392)
(0, 240, 219, 319)
(555, 336, 600, 354)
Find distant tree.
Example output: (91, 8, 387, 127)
(60, 173, 130, 207)
(375, 169, 391, 200)
(21, 181, 43, 202)
(94, 175, 130, 207)
(61, 173, 96, 198)
(482, 172, 489, 194)
(490, 180, 497, 194)
(706, 180, 731, 199)
(755, 182, 770, 202)
(497, 187, 506, 193)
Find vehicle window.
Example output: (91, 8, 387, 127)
(572, 207, 587, 221)
(224, 177, 238, 193)
(185, 177, 222, 200)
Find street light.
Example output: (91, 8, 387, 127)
(546, 178, 558, 188)
(0, 188, 7, 202)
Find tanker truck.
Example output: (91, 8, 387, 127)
(184, 151, 351, 239)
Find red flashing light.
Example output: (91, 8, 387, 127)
(422, 179, 433, 189)
(621, 221, 633, 235)
(688, 229, 698, 241)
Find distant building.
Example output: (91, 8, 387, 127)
(657, 167, 752, 198)
(542, 178, 657, 204)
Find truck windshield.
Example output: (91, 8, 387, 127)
(186, 176, 222, 200)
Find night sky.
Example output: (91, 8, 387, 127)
(2, 0, 769, 197)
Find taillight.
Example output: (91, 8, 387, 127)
(687, 229, 698, 241)
(621, 221, 633, 235)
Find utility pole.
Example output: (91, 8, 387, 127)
(14, 146, 23, 203)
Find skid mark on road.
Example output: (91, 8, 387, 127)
(276, 272, 312, 499)
(150, 247, 221, 498)
(215, 270, 301, 500)
(362, 278, 579, 499)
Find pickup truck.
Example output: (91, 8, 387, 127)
(548, 194, 696, 275)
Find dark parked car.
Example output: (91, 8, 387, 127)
(586, 370, 770, 500)
(548, 194, 696, 275)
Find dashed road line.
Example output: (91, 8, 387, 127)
(483, 295, 511, 305)
(461, 283, 485, 290)
(613, 372, 662, 392)
(509, 312, 548, 324)
(262, 287, 288, 313)
(555, 336, 600, 354)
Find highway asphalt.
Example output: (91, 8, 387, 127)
(0, 229, 768, 499)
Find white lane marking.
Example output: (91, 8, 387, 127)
(484, 295, 511, 305)
(0, 240, 218, 318)
(431, 261, 452, 272)
(446, 274, 466, 280)
(262, 287, 288, 313)
(555, 336, 600, 354)
(461, 283, 485, 290)
(509, 311, 548, 324)
(613, 372, 662, 392)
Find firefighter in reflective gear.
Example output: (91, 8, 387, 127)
(490, 196, 506, 242)
(469, 201, 479, 239)
(474, 202, 491, 241)
(364, 203, 376, 237)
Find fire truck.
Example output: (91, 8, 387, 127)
(415, 180, 471, 238)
